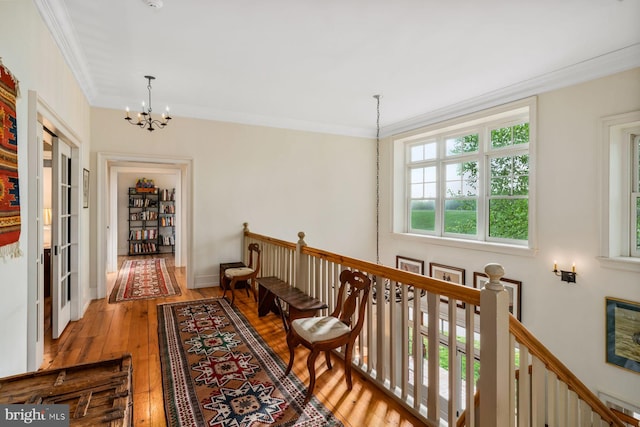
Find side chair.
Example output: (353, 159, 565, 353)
(221, 243, 261, 305)
(284, 269, 371, 404)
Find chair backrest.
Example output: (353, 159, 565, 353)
(246, 243, 261, 275)
(331, 270, 371, 335)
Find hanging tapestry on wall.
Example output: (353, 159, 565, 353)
(0, 59, 21, 259)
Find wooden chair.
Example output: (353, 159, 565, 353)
(221, 243, 261, 305)
(284, 269, 371, 404)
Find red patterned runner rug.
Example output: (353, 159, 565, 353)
(158, 298, 343, 427)
(109, 258, 181, 303)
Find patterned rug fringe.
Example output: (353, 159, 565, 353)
(0, 241, 21, 261)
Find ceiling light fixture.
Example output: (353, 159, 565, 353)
(143, 0, 163, 9)
(124, 75, 171, 132)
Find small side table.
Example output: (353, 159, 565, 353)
(219, 262, 247, 290)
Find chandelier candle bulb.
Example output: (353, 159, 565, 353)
(572, 263, 576, 273)
(553, 260, 557, 271)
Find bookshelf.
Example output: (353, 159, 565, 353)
(158, 188, 175, 253)
(128, 187, 159, 255)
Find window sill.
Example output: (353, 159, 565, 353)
(391, 232, 537, 257)
(596, 256, 640, 273)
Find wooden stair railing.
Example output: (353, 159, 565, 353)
(242, 225, 626, 427)
(456, 316, 625, 426)
(610, 409, 640, 427)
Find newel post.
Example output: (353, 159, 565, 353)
(242, 222, 250, 264)
(479, 263, 511, 426)
(294, 232, 308, 293)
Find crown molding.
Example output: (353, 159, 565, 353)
(34, 1, 638, 140)
(382, 43, 640, 138)
(34, 0, 96, 103)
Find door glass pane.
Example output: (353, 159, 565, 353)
(61, 216, 68, 244)
(61, 275, 69, 307)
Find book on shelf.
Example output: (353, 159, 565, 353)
(160, 235, 175, 246)
(160, 188, 175, 201)
(129, 229, 157, 241)
(160, 216, 175, 227)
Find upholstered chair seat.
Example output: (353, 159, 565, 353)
(221, 243, 261, 304)
(290, 316, 350, 343)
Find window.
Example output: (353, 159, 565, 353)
(399, 99, 534, 246)
(599, 111, 640, 266)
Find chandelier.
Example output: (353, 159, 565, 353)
(124, 75, 171, 131)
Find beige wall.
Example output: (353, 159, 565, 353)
(0, 0, 91, 376)
(90, 109, 377, 289)
(379, 67, 640, 405)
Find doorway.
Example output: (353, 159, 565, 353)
(27, 90, 83, 371)
(96, 153, 194, 299)
(106, 167, 181, 299)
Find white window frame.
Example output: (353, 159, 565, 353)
(631, 135, 640, 257)
(598, 111, 640, 271)
(393, 97, 537, 253)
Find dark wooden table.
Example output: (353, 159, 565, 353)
(257, 276, 328, 332)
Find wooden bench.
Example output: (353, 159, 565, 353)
(257, 276, 327, 332)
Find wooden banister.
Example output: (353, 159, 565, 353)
(246, 226, 625, 427)
(300, 245, 481, 305)
(244, 230, 297, 250)
(611, 408, 640, 427)
(509, 316, 625, 427)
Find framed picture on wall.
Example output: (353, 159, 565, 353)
(473, 272, 522, 321)
(605, 297, 640, 374)
(429, 262, 466, 307)
(396, 256, 424, 275)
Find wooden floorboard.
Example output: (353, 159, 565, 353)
(43, 255, 424, 426)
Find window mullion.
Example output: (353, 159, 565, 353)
(436, 137, 444, 236)
(478, 128, 488, 240)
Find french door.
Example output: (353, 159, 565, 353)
(52, 137, 72, 339)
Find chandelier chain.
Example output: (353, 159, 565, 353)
(374, 94, 381, 265)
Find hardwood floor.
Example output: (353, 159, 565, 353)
(42, 256, 423, 426)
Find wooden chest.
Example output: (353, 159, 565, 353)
(0, 354, 133, 426)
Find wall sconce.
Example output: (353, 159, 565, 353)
(553, 260, 576, 283)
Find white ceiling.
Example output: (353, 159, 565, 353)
(36, 0, 640, 137)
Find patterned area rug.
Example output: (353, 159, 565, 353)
(158, 298, 343, 427)
(109, 258, 181, 303)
